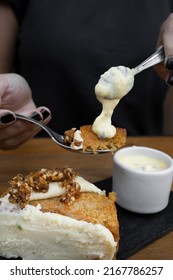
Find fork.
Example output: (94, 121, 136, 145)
(16, 114, 110, 154)
(132, 45, 165, 75)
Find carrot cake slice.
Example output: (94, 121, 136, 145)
(0, 167, 119, 260)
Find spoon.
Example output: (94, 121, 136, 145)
(16, 114, 110, 154)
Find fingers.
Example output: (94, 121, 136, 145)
(19, 106, 51, 120)
(35, 106, 52, 124)
(0, 107, 52, 150)
(0, 106, 51, 127)
(0, 73, 52, 150)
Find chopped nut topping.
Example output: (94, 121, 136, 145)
(63, 128, 76, 145)
(8, 167, 80, 208)
(60, 181, 81, 205)
(8, 174, 31, 209)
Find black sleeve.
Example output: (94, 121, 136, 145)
(9, 0, 29, 23)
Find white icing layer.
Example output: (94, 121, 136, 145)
(0, 195, 116, 260)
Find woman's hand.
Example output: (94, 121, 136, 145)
(155, 13, 173, 85)
(0, 73, 51, 150)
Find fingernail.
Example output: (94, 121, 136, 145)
(30, 112, 42, 121)
(166, 74, 173, 86)
(0, 113, 15, 124)
(165, 57, 173, 70)
(40, 109, 51, 120)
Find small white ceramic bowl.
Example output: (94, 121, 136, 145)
(112, 146, 173, 214)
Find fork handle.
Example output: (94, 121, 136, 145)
(132, 45, 165, 75)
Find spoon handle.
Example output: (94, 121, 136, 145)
(132, 45, 165, 75)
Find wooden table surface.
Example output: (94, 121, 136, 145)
(0, 136, 173, 260)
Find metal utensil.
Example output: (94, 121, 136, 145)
(132, 45, 165, 75)
(16, 114, 110, 154)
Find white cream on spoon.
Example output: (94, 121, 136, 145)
(92, 66, 135, 139)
